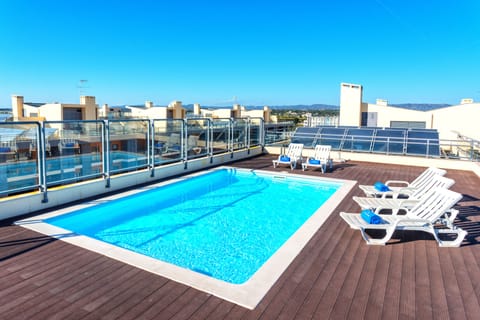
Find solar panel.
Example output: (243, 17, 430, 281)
(372, 129, 405, 154)
(406, 130, 440, 156)
(290, 127, 320, 147)
(343, 128, 375, 152)
(317, 127, 346, 150)
(291, 126, 440, 157)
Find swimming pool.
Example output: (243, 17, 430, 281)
(17, 167, 356, 309)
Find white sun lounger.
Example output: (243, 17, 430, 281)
(353, 175, 455, 215)
(359, 167, 446, 198)
(302, 145, 333, 173)
(340, 187, 467, 247)
(272, 143, 304, 169)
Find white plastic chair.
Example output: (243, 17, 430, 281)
(302, 145, 333, 173)
(272, 143, 304, 170)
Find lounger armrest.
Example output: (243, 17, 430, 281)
(394, 217, 432, 226)
(385, 180, 410, 187)
(396, 199, 419, 207)
(393, 187, 416, 197)
(441, 209, 460, 227)
(378, 187, 415, 199)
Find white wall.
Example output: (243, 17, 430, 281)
(128, 106, 168, 119)
(339, 83, 362, 126)
(430, 103, 480, 140)
(366, 103, 432, 128)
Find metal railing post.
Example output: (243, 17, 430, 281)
(149, 119, 154, 177)
(207, 119, 213, 163)
(103, 120, 110, 188)
(182, 119, 188, 169)
(39, 122, 48, 203)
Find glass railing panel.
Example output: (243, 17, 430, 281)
(232, 119, 247, 150)
(186, 118, 210, 159)
(152, 119, 184, 165)
(108, 119, 149, 173)
(264, 122, 295, 145)
(0, 122, 42, 196)
(248, 118, 263, 147)
(42, 121, 105, 186)
(210, 119, 230, 155)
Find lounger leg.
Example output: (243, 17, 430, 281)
(359, 226, 396, 245)
(434, 228, 468, 247)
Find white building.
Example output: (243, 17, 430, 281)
(12, 95, 98, 122)
(192, 104, 271, 122)
(125, 100, 186, 120)
(339, 83, 480, 141)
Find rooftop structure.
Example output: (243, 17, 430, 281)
(192, 103, 272, 122)
(339, 83, 480, 141)
(12, 95, 98, 122)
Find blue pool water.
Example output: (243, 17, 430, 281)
(46, 168, 341, 284)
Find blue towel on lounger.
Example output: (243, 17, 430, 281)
(361, 209, 383, 224)
(308, 159, 321, 165)
(280, 155, 291, 162)
(374, 181, 390, 192)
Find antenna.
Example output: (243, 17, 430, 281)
(77, 79, 89, 96)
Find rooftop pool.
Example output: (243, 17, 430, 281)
(17, 167, 356, 309)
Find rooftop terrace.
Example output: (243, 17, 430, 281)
(1, 155, 479, 319)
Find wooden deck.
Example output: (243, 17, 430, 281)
(1, 154, 480, 319)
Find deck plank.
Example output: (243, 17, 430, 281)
(1, 155, 480, 319)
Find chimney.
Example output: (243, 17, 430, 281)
(263, 105, 271, 122)
(102, 104, 109, 117)
(232, 104, 240, 118)
(193, 103, 201, 115)
(376, 99, 388, 106)
(11, 95, 24, 120)
(80, 96, 96, 105)
(145, 101, 153, 108)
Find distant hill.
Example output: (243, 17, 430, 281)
(390, 103, 451, 111)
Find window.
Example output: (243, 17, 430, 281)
(390, 121, 426, 129)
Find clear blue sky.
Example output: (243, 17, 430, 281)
(1, 0, 479, 107)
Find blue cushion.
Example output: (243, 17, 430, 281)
(280, 155, 291, 162)
(309, 159, 321, 165)
(155, 142, 164, 148)
(361, 209, 383, 224)
(374, 181, 390, 192)
(0, 147, 11, 153)
(65, 142, 75, 148)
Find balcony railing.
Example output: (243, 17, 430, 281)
(0, 118, 264, 197)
